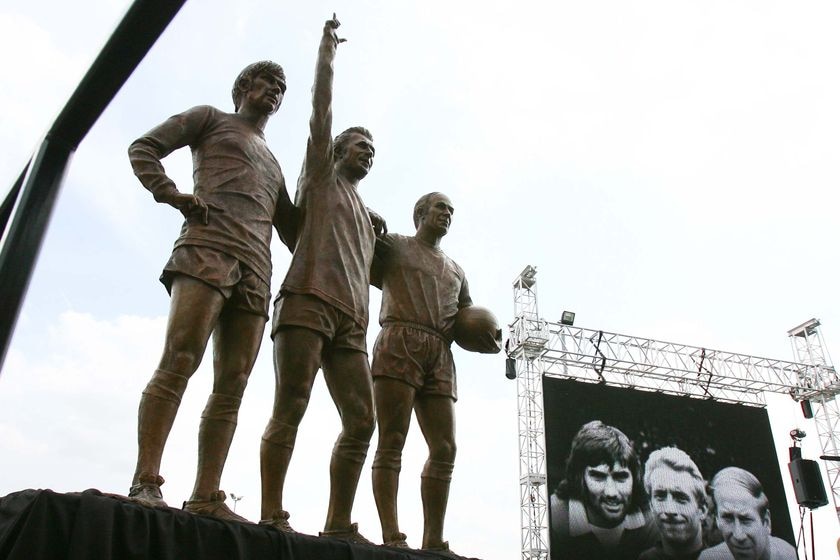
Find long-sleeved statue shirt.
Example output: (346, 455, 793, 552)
(129, 105, 292, 285)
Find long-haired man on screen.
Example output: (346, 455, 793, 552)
(549, 420, 657, 560)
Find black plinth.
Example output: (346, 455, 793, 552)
(0, 489, 450, 560)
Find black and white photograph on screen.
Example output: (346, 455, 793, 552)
(544, 377, 796, 560)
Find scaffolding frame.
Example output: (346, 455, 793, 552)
(507, 266, 840, 560)
(510, 266, 550, 559)
(788, 319, 840, 517)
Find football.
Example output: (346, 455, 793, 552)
(453, 306, 502, 354)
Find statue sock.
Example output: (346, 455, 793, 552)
(261, 417, 298, 451)
(260, 418, 299, 516)
(135, 369, 189, 482)
(332, 434, 370, 466)
(372, 447, 402, 473)
(142, 368, 189, 404)
(372, 448, 403, 539)
(201, 392, 241, 422)
(420, 460, 455, 548)
(421, 459, 454, 482)
(327, 434, 370, 527)
(193, 393, 241, 497)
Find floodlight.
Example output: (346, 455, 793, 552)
(515, 265, 537, 289)
(560, 311, 575, 326)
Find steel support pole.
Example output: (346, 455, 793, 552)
(0, 162, 30, 238)
(0, 0, 188, 370)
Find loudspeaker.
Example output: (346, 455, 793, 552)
(801, 400, 814, 419)
(788, 459, 828, 509)
(505, 358, 517, 380)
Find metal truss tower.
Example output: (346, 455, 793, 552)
(509, 265, 551, 560)
(788, 318, 840, 519)
(506, 266, 840, 558)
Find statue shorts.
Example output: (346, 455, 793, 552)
(371, 323, 457, 401)
(271, 292, 367, 353)
(160, 245, 270, 318)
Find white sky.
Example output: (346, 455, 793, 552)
(1, 1, 839, 557)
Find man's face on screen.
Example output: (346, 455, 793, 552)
(715, 484, 771, 560)
(583, 462, 633, 528)
(649, 467, 706, 547)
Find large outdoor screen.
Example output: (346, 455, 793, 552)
(544, 377, 795, 560)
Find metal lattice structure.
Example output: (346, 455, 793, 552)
(507, 266, 840, 560)
(788, 319, 840, 517)
(510, 266, 550, 560)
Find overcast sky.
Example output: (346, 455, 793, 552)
(1, 1, 839, 557)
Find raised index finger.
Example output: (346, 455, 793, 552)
(331, 12, 341, 28)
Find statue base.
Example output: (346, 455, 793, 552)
(0, 488, 462, 559)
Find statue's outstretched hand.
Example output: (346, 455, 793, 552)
(325, 13, 347, 46)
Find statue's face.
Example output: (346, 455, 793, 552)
(418, 194, 453, 236)
(582, 462, 633, 528)
(242, 71, 286, 115)
(338, 132, 375, 178)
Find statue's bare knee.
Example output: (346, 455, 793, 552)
(159, 311, 214, 374)
(323, 345, 373, 412)
(158, 347, 204, 377)
(213, 370, 250, 399)
(272, 347, 321, 425)
(428, 438, 457, 464)
(160, 278, 223, 375)
(377, 428, 407, 452)
(211, 310, 265, 397)
(272, 384, 313, 426)
(343, 404, 375, 441)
